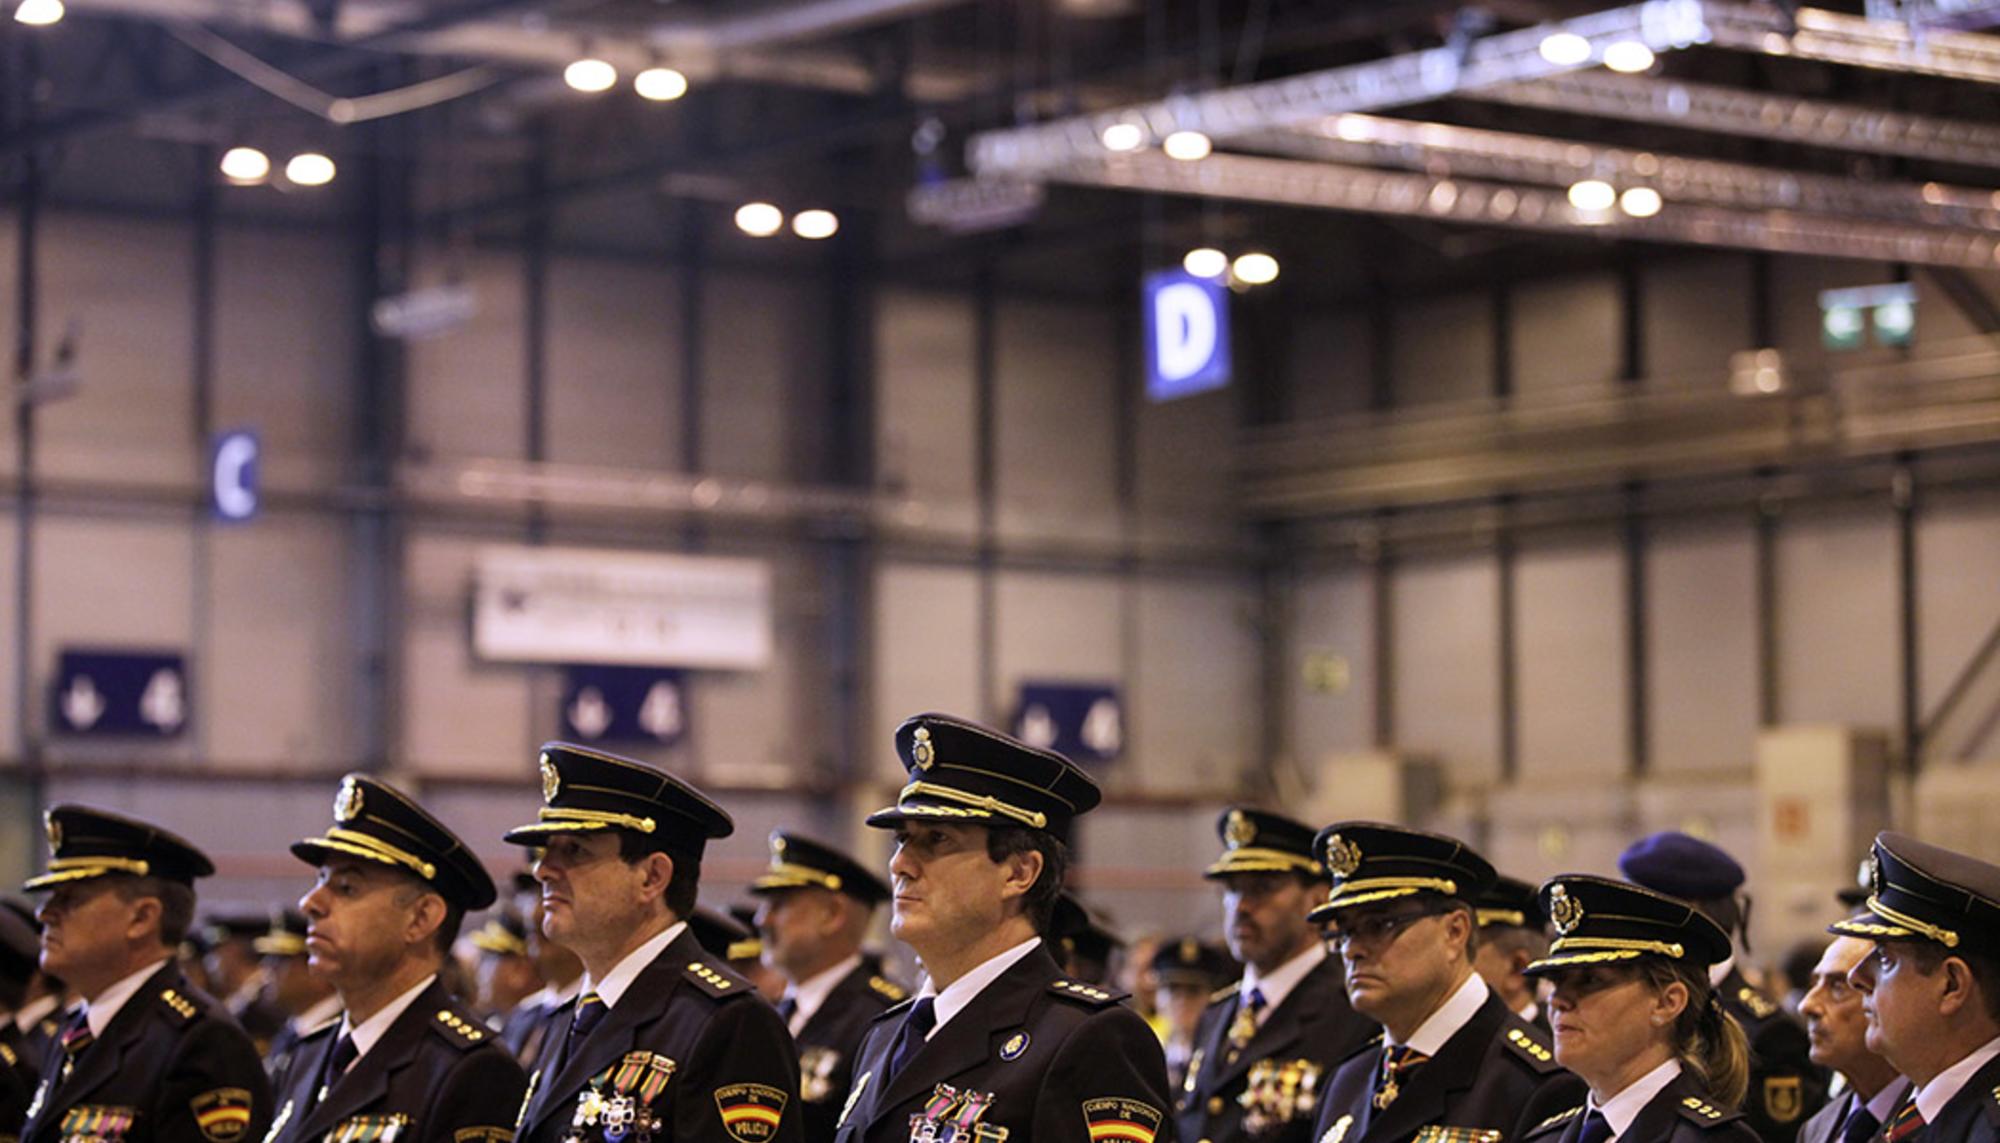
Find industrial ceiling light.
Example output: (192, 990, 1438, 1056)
(1567, 178, 1617, 212)
(1163, 130, 1213, 161)
(1602, 40, 1656, 72)
(1183, 247, 1229, 278)
(564, 58, 618, 93)
(1619, 186, 1663, 216)
(1100, 122, 1146, 152)
(12, 0, 62, 25)
(791, 209, 839, 239)
(219, 146, 271, 185)
(734, 202, 784, 237)
(1232, 252, 1280, 285)
(285, 153, 336, 187)
(1538, 32, 1593, 66)
(635, 66, 688, 102)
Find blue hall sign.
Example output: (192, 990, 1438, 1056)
(1014, 682, 1123, 764)
(52, 649, 190, 736)
(561, 664, 689, 746)
(1144, 269, 1230, 402)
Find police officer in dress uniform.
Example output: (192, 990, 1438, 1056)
(202, 918, 287, 1058)
(473, 913, 545, 1027)
(1306, 823, 1582, 1143)
(1619, 834, 1826, 1142)
(1516, 876, 1759, 1143)
(255, 912, 339, 1085)
(503, 743, 802, 1143)
(1829, 832, 2000, 1143)
(1792, 932, 1907, 1143)
(1, 901, 61, 1076)
(1151, 941, 1237, 1096)
(498, 877, 585, 1076)
(1473, 877, 1551, 1032)
(1049, 896, 1123, 989)
(20, 806, 273, 1143)
(0, 901, 44, 1141)
(831, 714, 1174, 1143)
(747, 833, 908, 1143)
(1178, 809, 1374, 1143)
(267, 775, 526, 1143)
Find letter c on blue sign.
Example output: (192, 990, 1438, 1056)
(211, 430, 259, 522)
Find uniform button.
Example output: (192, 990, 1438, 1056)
(1207, 1098, 1224, 1115)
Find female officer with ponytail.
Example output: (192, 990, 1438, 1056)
(1519, 876, 1759, 1143)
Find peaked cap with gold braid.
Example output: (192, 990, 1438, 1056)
(1204, 807, 1324, 879)
(293, 773, 498, 909)
(1305, 820, 1496, 923)
(25, 805, 215, 890)
(864, 713, 1101, 836)
(1521, 874, 1731, 976)
(1829, 831, 2000, 956)
(501, 742, 733, 857)
(749, 832, 890, 905)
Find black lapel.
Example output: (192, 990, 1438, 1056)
(862, 949, 1056, 1133)
(289, 979, 446, 1142)
(1357, 992, 1505, 1143)
(1619, 1070, 1703, 1141)
(1185, 991, 1241, 1100)
(524, 932, 694, 1138)
(1204, 955, 1342, 1091)
(1929, 1050, 2000, 1140)
(797, 966, 872, 1043)
(41, 961, 178, 1121)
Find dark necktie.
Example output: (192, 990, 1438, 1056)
(55, 1013, 92, 1087)
(312, 1034, 357, 1110)
(1883, 1094, 1924, 1143)
(1839, 1098, 1880, 1143)
(1226, 988, 1267, 1059)
(1575, 1109, 1612, 1143)
(567, 992, 607, 1055)
(883, 997, 937, 1083)
(1373, 1045, 1429, 1110)
(776, 996, 798, 1024)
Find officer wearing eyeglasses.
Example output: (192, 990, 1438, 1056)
(1305, 823, 1581, 1143)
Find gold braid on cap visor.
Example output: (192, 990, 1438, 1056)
(1867, 894, 1960, 949)
(537, 807, 657, 834)
(759, 863, 842, 891)
(898, 781, 1048, 830)
(315, 828, 438, 881)
(40, 856, 152, 881)
(1208, 848, 1322, 874)
(1548, 936, 1687, 960)
(1476, 909, 1528, 927)
(1329, 876, 1459, 901)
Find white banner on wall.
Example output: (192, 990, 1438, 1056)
(473, 545, 773, 670)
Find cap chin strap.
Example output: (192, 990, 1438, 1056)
(1868, 894, 1960, 949)
(898, 782, 1048, 830)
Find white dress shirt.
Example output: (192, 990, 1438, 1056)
(1590, 1058, 1683, 1140)
(1915, 1034, 2000, 1124)
(1397, 972, 1491, 1057)
(784, 954, 864, 1037)
(341, 974, 436, 1061)
(922, 938, 1042, 1040)
(83, 957, 171, 1038)
(1238, 943, 1328, 1029)
(586, 922, 688, 1010)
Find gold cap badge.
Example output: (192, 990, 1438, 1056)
(334, 777, 364, 823)
(540, 753, 560, 802)
(1548, 884, 1584, 935)
(44, 813, 61, 853)
(912, 726, 934, 771)
(1865, 852, 1882, 896)
(1324, 834, 1362, 879)
(1223, 810, 1256, 849)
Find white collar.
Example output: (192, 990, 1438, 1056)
(922, 938, 1041, 1038)
(226, 973, 267, 1011)
(785, 954, 864, 1036)
(83, 958, 170, 1039)
(1915, 1034, 2000, 1124)
(1517, 1000, 1540, 1024)
(1240, 943, 1327, 1016)
(1396, 972, 1490, 1057)
(1708, 956, 1736, 988)
(583, 922, 686, 1010)
(13, 994, 58, 1033)
(1589, 1058, 1682, 1138)
(292, 994, 344, 1037)
(340, 974, 435, 1060)
(1863, 1077, 1912, 1125)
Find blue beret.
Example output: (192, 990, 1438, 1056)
(1617, 831, 1744, 899)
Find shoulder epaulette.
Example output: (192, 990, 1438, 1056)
(430, 1007, 490, 1049)
(0, 1042, 15, 1068)
(158, 987, 201, 1024)
(1336, 1033, 1382, 1065)
(1527, 1106, 1584, 1137)
(1208, 983, 1239, 1005)
(1986, 1085, 2000, 1125)
(867, 976, 908, 1004)
(1047, 979, 1123, 1008)
(1502, 1025, 1561, 1073)
(1677, 1095, 1739, 1127)
(1734, 985, 1779, 1021)
(683, 960, 751, 999)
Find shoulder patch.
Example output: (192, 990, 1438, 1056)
(1208, 983, 1240, 1005)
(1677, 1095, 1736, 1125)
(867, 976, 907, 1004)
(1502, 1026, 1560, 1073)
(1048, 979, 1123, 1008)
(684, 960, 751, 999)
(158, 988, 201, 1023)
(1527, 1106, 1583, 1136)
(1734, 986, 1779, 1021)
(432, 1008, 489, 1048)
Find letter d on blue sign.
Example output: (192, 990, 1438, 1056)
(1144, 269, 1230, 402)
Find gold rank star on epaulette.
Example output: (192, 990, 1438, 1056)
(1048, 979, 1116, 1006)
(434, 1009, 486, 1044)
(868, 976, 907, 1003)
(1531, 1106, 1584, 1133)
(160, 988, 198, 1021)
(1503, 1027, 1556, 1069)
(684, 961, 738, 996)
(1680, 1096, 1725, 1121)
